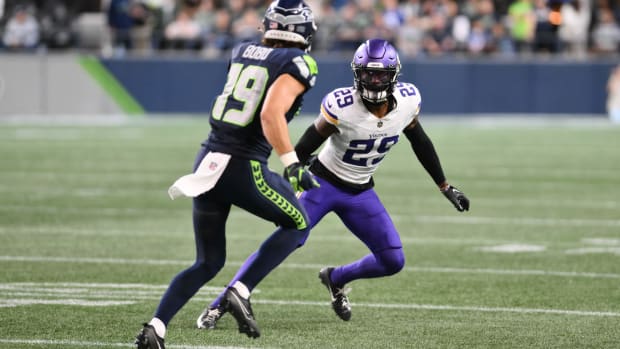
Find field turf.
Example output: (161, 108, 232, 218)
(0, 116, 619, 348)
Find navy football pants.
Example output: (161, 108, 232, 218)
(154, 147, 310, 325)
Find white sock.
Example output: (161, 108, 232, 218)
(148, 317, 166, 338)
(232, 281, 250, 299)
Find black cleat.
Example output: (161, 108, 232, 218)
(224, 286, 260, 338)
(135, 323, 165, 349)
(319, 267, 352, 321)
(197, 304, 226, 329)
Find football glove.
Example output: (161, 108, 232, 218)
(442, 185, 470, 212)
(284, 162, 320, 192)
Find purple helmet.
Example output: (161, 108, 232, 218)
(262, 0, 317, 51)
(351, 39, 401, 103)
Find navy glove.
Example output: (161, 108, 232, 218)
(284, 162, 320, 192)
(442, 185, 470, 212)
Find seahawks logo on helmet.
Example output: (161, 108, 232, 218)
(263, 0, 317, 51)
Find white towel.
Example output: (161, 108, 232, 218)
(168, 152, 231, 200)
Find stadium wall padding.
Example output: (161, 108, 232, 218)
(100, 57, 616, 116)
(0, 54, 123, 116)
(0, 55, 615, 116)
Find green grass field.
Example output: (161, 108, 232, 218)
(1, 116, 619, 349)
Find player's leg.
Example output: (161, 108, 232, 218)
(213, 160, 328, 337)
(196, 251, 257, 329)
(227, 160, 313, 290)
(137, 194, 231, 347)
(332, 188, 404, 284)
(197, 175, 335, 330)
(137, 147, 231, 348)
(157, 195, 231, 320)
(319, 189, 404, 321)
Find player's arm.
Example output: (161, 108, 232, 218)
(261, 73, 319, 191)
(403, 119, 470, 212)
(261, 73, 304, 160)
(294, 116, 337, 164)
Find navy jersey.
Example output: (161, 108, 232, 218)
(205, 41, 318, 162)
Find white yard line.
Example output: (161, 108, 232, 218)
(0, 339, 253, 349)
(0, 282, 618, 318)
(0, 299, 135, 308)
(1, 255, 619, 279)
(415, 215, 620, 227)
(257, 299, 620, 317)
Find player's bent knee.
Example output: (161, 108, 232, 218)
(194, 257, 225, 276)
(378, 248, 405, 275)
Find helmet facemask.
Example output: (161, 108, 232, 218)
(352, 67, 398, 104)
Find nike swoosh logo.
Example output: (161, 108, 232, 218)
(231, 292, 252, 319)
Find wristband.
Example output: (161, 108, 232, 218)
(280, 151, 299, 168)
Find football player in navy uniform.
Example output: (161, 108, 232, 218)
(196, 38, 470, 330)
(134, 1, 319, 347)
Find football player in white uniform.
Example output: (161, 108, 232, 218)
(197, 38, 469, 328)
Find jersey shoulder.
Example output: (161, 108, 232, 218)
(274, 48, 319, 89)
(393, 81, 422, 115)
(231, 42, 318, 89)
(320, 86, 358, 125)
(231, 41, 319, 89)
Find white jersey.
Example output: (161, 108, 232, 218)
(317, 82, 422, 185)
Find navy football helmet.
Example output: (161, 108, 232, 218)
(262, 0, 317, 51)
(351, 39, 401, 104)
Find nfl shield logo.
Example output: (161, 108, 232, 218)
(209, 162, 218, 171)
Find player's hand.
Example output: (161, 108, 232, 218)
(442, 185, 470, 212)
(284, 162, 320, 192)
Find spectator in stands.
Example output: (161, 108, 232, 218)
(333, 1, 366, 51)
(382, 0, 405, 31)
(532, 0, 560, 53)
(231, 8, 262, 45)
(508, 0, 536, 53)
(488, 21, 516, 56)
(558, 0, 591, 59)
(106, 0, 149, 55)
(147, 0, 176, 50)
(202, 8, 234, 56)
(313, 0, 340, 52)
(38, 0, 76, 49)
(397, 11, 425, 57)
(2, 5, 39, 51)
(591, 7, 620, 54)
(467, 16, 490, 55)
(422, 12, 456, 56)
(164, 0, 203, 50)
(365, 5, 397, 44)
(450, 2, 471, 53)
(3, 0, 619, 58)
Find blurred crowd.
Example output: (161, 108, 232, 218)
(0, 0, 619, 59)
